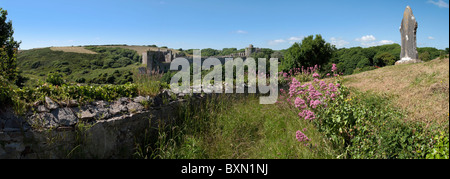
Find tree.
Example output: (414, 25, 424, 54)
(419, 51, 431, 62)
(356, 57, 371, 69)
(271, 51, 284, 61)
(1, 8, 21, 82)
(374, 52, 396, 66)
(282, 35, 335, 71)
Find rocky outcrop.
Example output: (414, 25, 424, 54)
(0, 90, 189, 159)
(397, 6, 422, 65)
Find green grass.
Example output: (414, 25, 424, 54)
(411, 71, 440, 87)
(135, 94, 336, 159)
(134, 72, 164, 97)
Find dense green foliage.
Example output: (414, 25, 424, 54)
(14, 83, 138, 104)
(17, 47, 141, 86)
(1, 8, 21, 83)
(0, 76, 13, 105)
(317, 86, 435, 158)
(281, 35, 335, 72)
(323, 44, 448, 75)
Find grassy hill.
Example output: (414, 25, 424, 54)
(341, 57, 449, 127)
(17, 46, 144, 87)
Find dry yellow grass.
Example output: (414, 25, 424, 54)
(341, 57, 449, 127)
(96, 45, 179, 55)
(49, 46, 98, 54)
(49, 46, 179, 55)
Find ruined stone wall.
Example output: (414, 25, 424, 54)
(0, 91, 187, 159)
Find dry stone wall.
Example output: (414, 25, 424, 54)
(0, 90, 189, 159)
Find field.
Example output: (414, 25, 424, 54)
(49, 46, 98, 54)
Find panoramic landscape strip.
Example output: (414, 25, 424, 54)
(0, 0, 448, 163)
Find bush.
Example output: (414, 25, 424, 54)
(374, 52, 396, 66)
(14, 83, 138, 103)
(280, 64, 436, 158)
(419, 51, 431, 62)
(282, 35, 335, 72)
(46, 72, 65, 86)
(31, 61, 41, 69)
(425, 132, 449, 159)
(75, 78, 86, 83)
(0, 76, 13, 104)
(356, 57, 371, 69)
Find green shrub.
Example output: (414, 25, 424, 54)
(14, 83, 138, 103)
(0, 76, 13, 104)
(419, 51, 431, 62)
(46, 72, 65, 86)
(31, 61, 41, 69)
(75, 78, 86, 83)
(374, 52, 396, 66)
(425, 132, 449, 159)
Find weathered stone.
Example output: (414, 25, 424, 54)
(133, 96, 147, 103)
(152, 96, 163, 107)
(37, 105, 49, 113)
(0, 92, 193, 159)
(29, 113, 58, 128)
(45, 96, 59, 110)
(95, 100, 110, 108)
(4, 118, 22, 131)
(0, 132, 11, 141)
(118, 97, 129, 104)
(61, 100, 79, 107)
(127, 102, 144, 114)
(7, 132, 24, 142)
(79, 107, 97, 120)
(0, 147, 6, 158)
(68, 100, 79, 107)
(96, 107, 111, 120)
(397, 6, 422, 65)
(33, 101, 42, 107)
(52, 108, 78, 126)
(5, 142, 25, 153)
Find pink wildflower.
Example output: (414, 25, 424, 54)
(332, 64, 337, 72)
(313, 73, 320, 78)
(296, 130, 310, 142)
(294, 97, 307, 109)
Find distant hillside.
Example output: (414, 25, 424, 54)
(50, 46, 98, 54)
(48, 45, 179, 55)
(17, 47, 143, 87)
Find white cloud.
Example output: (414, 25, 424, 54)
(427, 0, 449, 8)
(288, 36, 303, 41)
(268, 39, 286, 46)
(428, 36, 435, 40)
(355, 35, 376, 42)
(330, 37, 349, 48)
(355, 35, 394, 47)
(378, 40, 394, 45)
(234, 30, 248, 34)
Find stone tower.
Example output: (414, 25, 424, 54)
(245, 44, 254, 57)
(396, 6, 422, 65)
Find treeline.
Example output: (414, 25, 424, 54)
(181, 48, 246, 57)
(279, 34, 448, 75)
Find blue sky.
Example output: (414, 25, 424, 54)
(1, 0, 449, 50)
